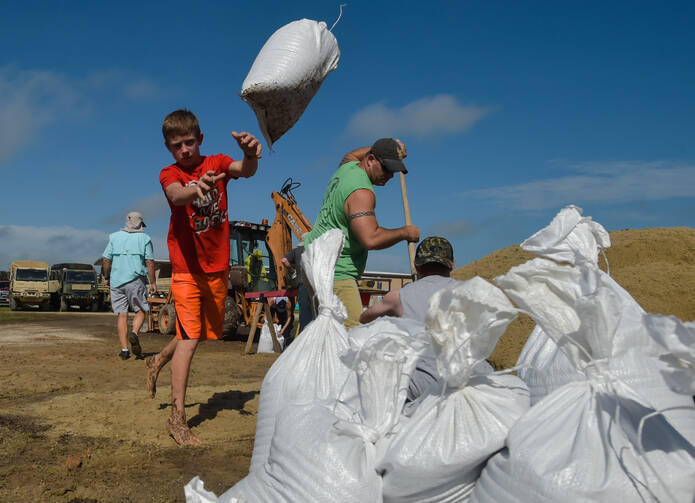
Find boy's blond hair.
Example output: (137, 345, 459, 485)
(162, 109, 201, 143)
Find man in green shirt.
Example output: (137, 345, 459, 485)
(304, 138, 420, 329)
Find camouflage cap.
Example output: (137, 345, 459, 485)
(414, 236, 454, 269)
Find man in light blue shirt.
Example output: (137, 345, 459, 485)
(102, 212, 157, 360)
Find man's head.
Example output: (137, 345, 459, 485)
(414, 236, 455, 277)
(123, 212, 146, 233)
(364, 138, 407, 186)
(162, 109, 203, 168)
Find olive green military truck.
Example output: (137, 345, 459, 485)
(9, 260, 51, 310)
(50, 263, 100, 311)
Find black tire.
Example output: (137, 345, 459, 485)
(223, 296, 240, 336)
(59, 297, 68, 312)
(40, 300, 51, 311)
(158, 304, 177, 335)
(90, 301, 99, 312)
(9, 297, 18, 311)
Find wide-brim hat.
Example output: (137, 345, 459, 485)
(123, 211, 146, 233)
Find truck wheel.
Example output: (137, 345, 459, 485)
(158, 304, 177, 335)
(40, 300, 51, 311)
(90, 301, 99, 312)
(9, 297, 18, 311)
(59, 297, 68, 312)
(223, 296, 240, 336)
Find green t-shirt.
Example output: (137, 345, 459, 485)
(305, 162, 375, 280)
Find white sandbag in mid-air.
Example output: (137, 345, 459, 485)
(241, 18, 340, 148)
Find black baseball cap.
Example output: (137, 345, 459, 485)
(370, 138, 407, 174)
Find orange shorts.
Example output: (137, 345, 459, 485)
(171, 270, 228, 340)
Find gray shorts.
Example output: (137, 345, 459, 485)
(110, 276, 150, 314)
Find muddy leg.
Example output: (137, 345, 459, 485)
(166, 403, 201, 446)
(165, 339, 200, 445)
(145, 336, 177, 399)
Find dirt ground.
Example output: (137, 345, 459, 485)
(0, 312, 278, 502)
(1, 227, 693, 502)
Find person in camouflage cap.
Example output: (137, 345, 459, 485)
(413, 236, 454, 270)
(360, 236, 457, 324)
(360, 236, 495, 401)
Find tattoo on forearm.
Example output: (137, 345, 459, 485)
(348, 211, 376, 220)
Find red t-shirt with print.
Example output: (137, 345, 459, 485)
(159, 154, 236, 274)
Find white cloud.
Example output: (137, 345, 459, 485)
(87, 69, 163, 100)
(0, 225, 170, 270)
(0, 65, 165, 167)
(465, 161, 695, 211)
(346, 95, 492, 140)
(0, 67, 79, 167)
(0, 225, 109, 269)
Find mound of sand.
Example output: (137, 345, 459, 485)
(452, 227, 695, 369)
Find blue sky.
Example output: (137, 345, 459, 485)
(2, 1, 694, 273)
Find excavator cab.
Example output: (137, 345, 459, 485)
(229, 220, 278, 293)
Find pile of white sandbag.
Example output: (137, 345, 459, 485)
(185, 229, 530, 502)
(472, 205, 695, 502)
(185, 205, 695, 503)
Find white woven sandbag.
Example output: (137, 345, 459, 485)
(497, 258, 695, 442)
(428, 277, 519, 388)
(515, 205, 610, 403)
(341, 336, 410, 437)
(342, 317, 429, 406)
(515, 325, 584, 405)
(238, 401, 382, 503)
(377, 278, 528, 502)
(185, 477, 244, 503)
(195, 403, 379, 503)
(241, 19, 340, 148)
(477, 260, 695, 502)
(257, 322, 283, 353)
(647, 314, 695, 395)
(471, 377, 695, 503)
(345, 316, 494, 411)
(217, 331, 410, 502)
(521, 204, 610, 266)
(248, 229, 350, 472)
(194, 231, 351, 501)
(380, 374, 529, 503)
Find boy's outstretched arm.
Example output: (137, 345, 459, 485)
(228, 131, 262, 178)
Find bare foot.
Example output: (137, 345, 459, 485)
(145, 355, 160, 399)
(166, 410, 202, 446)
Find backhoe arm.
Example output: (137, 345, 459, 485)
(266, 184, 313, 290)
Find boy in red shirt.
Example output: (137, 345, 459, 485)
(146, 109, 261, 445)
